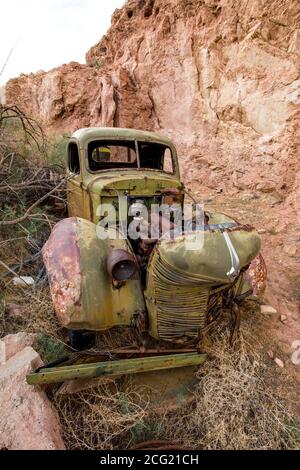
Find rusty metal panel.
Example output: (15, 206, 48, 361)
(145, 211, 261, 341)
(43, 217, 82, 326)
(26, 352, 207, 385)
(43, 217, 145, 330)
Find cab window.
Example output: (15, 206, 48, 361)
(138, 142, 174, 174)
(88, 140, 137, 171)
(87, 139, 175, 174)
(68, 143, 80, 175)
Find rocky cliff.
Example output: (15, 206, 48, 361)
(4, 0, 300, 208)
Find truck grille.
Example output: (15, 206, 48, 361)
(149, 251, 211, 342)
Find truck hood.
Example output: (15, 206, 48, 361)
(84, 171, 182, 196)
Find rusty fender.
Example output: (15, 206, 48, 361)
(43, 217, 145, 330)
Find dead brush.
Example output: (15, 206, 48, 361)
(0, 273, 61, 335)
(157, 325, 300, 450)
(55, 381, 149, 450)
(94, 326, 142, 352)
(0, 104, 67, 343)
(50, 318, 300, 450)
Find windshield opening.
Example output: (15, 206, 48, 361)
(87, 140, 174, 174)
(138, 142, 174, 173)
(88, 140, 137, 171)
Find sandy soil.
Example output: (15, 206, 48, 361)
(193, 186, 300, 391)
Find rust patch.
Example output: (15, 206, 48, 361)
(226, 223, 254, 233)
(42, 217, 82, 326)
(244, 253, 267, 297)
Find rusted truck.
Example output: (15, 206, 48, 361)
(27, 128, 266, 386)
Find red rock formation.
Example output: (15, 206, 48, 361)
(0, 346, 65, 450)
(5, 62, 102, 132)
(4, 0, 300, 205)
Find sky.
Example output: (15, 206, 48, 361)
(0, 0, 125, 86)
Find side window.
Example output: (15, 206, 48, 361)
(163, 148, 174, 173)
(68, 143, 80, 175)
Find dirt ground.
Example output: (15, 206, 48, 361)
(194, 186, 300, 394)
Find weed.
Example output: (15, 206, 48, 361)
(34, 333, 68, 363)
(46, 134, 69, 167)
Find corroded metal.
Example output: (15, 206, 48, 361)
(43, 127, 265, 348)
(244, 253, 267, 298)
(43, 217, 145, 330)
(42, 217, 82, 326)
(107, 249, 137, 281)
(26, 352, 207, 385)
(145, 214, 261, 342)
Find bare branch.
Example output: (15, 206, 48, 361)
(0, 178, 66, 226)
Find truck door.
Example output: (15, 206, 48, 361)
(66, 142, 84, 217)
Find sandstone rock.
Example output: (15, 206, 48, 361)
(0, 333, 37, 364)
(2, 0, 299, 206)
(5, 303, 26, 319)
(241, 192, 259, 201)
(274, 357, 284, 368)
(0, 347, 65, 450)
(283, 243, 298, 256)
(260, 305, 277, 315)
(0, 346, 42, 382)
(267, 349, 274, 359)
(268, 192, 284, 206)
(0, 342, 5, 365)
(0, 85, 5, 105)
(258, 135, 274, 145)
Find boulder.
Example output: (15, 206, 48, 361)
(283, 243, 298, 256)
(0, 333, 37, 364)
(0, 347, 65, 450)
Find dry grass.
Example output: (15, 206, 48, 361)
(160, 328, 300, 450)
(0, 284, 61, 338)
(50, 319, 300, 450)
(55, 381, 149, 450)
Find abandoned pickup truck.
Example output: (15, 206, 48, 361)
(27, 128, 266, 386)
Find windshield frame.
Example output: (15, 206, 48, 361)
(84, 138, 178, 176)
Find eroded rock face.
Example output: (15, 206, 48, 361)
(0, 346, 65, 450)
(6, 62, 102, 133)
(4, 0, 300, 206)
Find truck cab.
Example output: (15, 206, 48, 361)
(66, 127, 183, 223)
